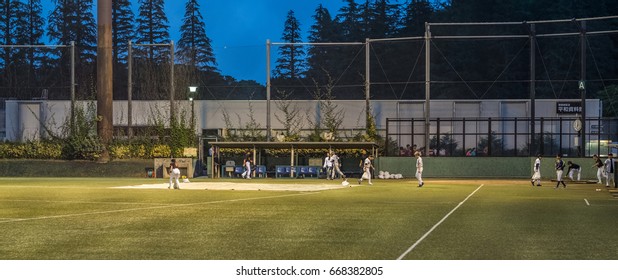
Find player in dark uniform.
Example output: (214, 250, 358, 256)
(555, 154, 567, 188)
(566, 161, 581, 181)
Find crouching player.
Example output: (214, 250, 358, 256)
(566, 161, 581, 181)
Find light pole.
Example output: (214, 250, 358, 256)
(189, 86, 197, 133)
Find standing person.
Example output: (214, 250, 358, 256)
(531, 154, 542, 186)
(592, 154, 604, 184)
(566, 161, 582, 181)
(168, 159, 181, 190)
(358, 155, 374, 185)
(323, 152, 333, 180)
(555, 154, 567, 188)
(415, 151, 424, 187)
(241, 153, 252, 179)
(330, 151, 347, 181)
(604, 153, 615, 188)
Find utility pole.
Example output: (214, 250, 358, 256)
(97, 0, 113, 162)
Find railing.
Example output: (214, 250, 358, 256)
(386, 117, 618, 157)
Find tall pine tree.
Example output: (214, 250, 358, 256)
(273, 10, 306, 80)
(134, 0, 171, 100)
(177, 0, 217, 72)
(15, 0, 47, 98)
(135, 0, 170, 62)
(306, 4, 341, 85)
(47, 0, 97, 99)
(337, 0, 363, 42)
(334, 0, 366, 99)
(0, 0, 21, 97)
(112, 0, 134, 65)
(399, 0, 433, 37)
(112, 0, 134, 99)
(48, 0, 96, 63)
(368, 0, 400, 38)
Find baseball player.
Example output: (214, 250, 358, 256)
(323, 152, 333, 180)
(531, 154, 542, 186)
(566, 161, 581, 181)
(415, 151, 424, 187)
(330, 151, 347, 181)
(168, 159, 181, 189)
(604, 153, 615, 188)
(358, 155, 374, 185)
(555, 154, 566, 189)
(592, 154, 604, 184)
(241, 153, 252, 179)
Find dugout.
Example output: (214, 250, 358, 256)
(208, 142, 378, 178)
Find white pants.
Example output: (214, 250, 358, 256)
(605, 172, 615, 187)
(416, 168, 423, 184)
(531, 170, 541, 181)
(242, 162, 251, 178)
(568, 168, 581, 181)
(360, 169, 372, 183)
(169, 168, 180, 189)
(596, 168, 604, 183)
(332, 165, 345, 179)
(556, 170, 564, 182)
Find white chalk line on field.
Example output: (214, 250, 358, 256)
(396, 184, 484, 260)
(584, 199, 590, 206)
(0, 199, 172, 206)
(0, 192, 316, 224)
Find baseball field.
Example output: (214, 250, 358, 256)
(1, 177, 616, 260)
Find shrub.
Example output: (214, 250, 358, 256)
(62, 136, 103, 160)
(151, 144, 171, 158)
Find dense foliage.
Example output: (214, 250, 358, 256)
(1, 0, 616, 104)
(1, 0, 617, 161)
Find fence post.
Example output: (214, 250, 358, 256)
(488, 118, 492, 156)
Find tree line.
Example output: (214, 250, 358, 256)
(1, 0, 220, 101)
(1, 0, 617, 115)
(274, 0, 618, 107)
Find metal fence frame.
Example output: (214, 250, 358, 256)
(386, 117, 618, 157)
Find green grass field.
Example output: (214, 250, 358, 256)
(1, 177, 616, 260)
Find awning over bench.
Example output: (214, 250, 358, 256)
(209, 141, 378, 178)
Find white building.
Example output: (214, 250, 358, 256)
(1, 98, 601, 142)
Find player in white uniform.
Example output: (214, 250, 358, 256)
(415, 151, 424, 187)
(168, 159, 181, 189)
(241, 153, 252, 179)
(531, 154, 542, 186)
(604, 153, 615, 188)
(323, 152, 333, 180)
(358, 155, 374, 185)
(330, 151, 347, 181)
(592, 154, 604, 184)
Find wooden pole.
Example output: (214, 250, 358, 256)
(97, 0, 113, 162)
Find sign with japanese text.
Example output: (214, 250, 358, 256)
(556, 102, 582, 114)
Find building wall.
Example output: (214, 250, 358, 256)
(3, 99, 601, 142)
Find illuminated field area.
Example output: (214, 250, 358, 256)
(1, 177, 616, 260)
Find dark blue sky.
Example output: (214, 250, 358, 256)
(42, 0, 406, 84)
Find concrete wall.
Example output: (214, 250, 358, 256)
(2, 99, 602, 142)
(375, 156, 600, 180)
